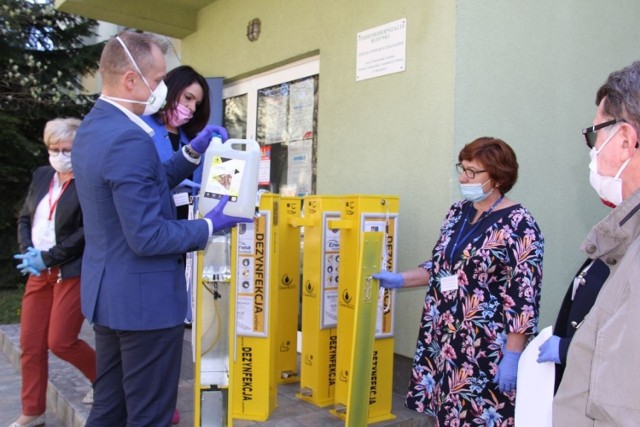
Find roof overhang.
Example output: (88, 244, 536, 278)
(55, 0, 216, 38)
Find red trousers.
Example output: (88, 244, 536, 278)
(20, 267, 96, 415)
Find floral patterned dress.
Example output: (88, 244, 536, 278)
(406, 199, 544, 427)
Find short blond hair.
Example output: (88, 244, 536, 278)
(99, 31, 168, 87)
(43, 118, 81, 147)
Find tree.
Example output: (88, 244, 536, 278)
(0, 0, 104, 288)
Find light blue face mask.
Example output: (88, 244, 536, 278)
(460, 179, 493, 202)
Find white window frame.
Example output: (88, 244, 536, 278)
(222, 56, 320, 140)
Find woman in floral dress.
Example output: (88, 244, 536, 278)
(375, 137, 544, 426)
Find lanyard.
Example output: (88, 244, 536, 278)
(48, 176, 72, 221)
(448, 196, 504, 262)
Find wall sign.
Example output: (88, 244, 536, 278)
(356, 18, 407, 82)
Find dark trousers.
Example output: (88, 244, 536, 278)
(86, 323, 183, 427)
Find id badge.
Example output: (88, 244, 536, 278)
(440, 274, 459, 293)
(42, 220, 55, 242)
(173, 192, 190, 207)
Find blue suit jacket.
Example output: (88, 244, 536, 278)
(73, 99, 209, 330)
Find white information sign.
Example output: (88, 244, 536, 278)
(515, 326, 554, 427)
(356, 18, 407, 82)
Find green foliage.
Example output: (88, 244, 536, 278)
(0, 0, 104, 289)
(0, 286, 23, 324)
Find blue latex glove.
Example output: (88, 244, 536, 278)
(179, 179, 201, 191)
(190, 125, 229, 154)
(204, 195, 253, 233)
(15, 256, 40, 275)
(13, 247, 45, 276)
(27, 247, 46, 272)
(19, 265, 40, 276)
(372, 271, 404, 288)
(537, 335, 561, 364)
(494, 350, 521, 392)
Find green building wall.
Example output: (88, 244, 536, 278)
(57, 0, 640, 358)
(185, 0, 457, 357)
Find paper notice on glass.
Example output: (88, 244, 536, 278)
(287, 139, 312, 195)
(515, 326, 554, 427)
(288, 78, 315, 141)
(259, 86, 288, 145)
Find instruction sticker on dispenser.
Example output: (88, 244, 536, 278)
(321, 212, 341, 329)
(203, 156, 245, 202)
(235, 213, 269, 337)
(363, 214, 398, 338)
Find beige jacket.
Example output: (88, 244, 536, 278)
(553, 190, 640, 426)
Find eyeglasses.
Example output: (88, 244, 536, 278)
(48, 148, 72, 157)
(456, 163, 487, 179)
(582, 119, 620, 149)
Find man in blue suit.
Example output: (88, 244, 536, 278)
(72, 31, 248, 426)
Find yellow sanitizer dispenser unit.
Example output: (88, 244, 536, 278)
(228, 202, 276, 422)
(274, 196, 302, 384)
(193, 231, 233, 427)
(227, 193, 302, 421)
(329, 195, 399, 425)
(193, 193, 398, 426)
(296, 196, 343, 407)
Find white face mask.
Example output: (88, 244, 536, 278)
(140, 81, 167, 116)
(49, 154, 73, 173)
(460, 178, 493, 203)
(104, 36, 167, 116)
(588, 124, 630, 206)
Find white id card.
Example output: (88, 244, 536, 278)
(173, 192, 190, 207)
(440, 275, 459, 292)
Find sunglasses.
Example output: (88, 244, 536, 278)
(582, 119, 620, 149)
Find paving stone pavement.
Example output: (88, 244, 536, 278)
(0, 322, 194, 427)
(0, 322, 432, 427)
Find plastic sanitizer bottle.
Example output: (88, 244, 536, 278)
(198, 137, 260, 219)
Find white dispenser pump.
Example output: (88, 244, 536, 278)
(198, 137, 260, 219)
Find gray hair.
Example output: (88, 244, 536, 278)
(43, 117, 81, 147)
(596, 60, 640, 137)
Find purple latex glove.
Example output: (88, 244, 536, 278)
(372, 271, 404, 288)
(189, 125, 229, 154)
(204, 195, 253, 233)
(537, 335, 561, 364)
(494, 350, 521, 392)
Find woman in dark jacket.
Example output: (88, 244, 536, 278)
(9, 118, 96, 427)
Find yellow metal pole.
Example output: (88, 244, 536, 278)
(193, 250, 203, 427)
(345, 232, 383, 426)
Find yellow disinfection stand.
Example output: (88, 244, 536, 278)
(192, 194, 398, 426)
(329, 195, 399, 424)
(193, 230, 233, 427)
(274, 196, 302, 384)
(228, 201, 277, 421)
(227, 193, 302, 421)
(296, 196, 343, 407)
